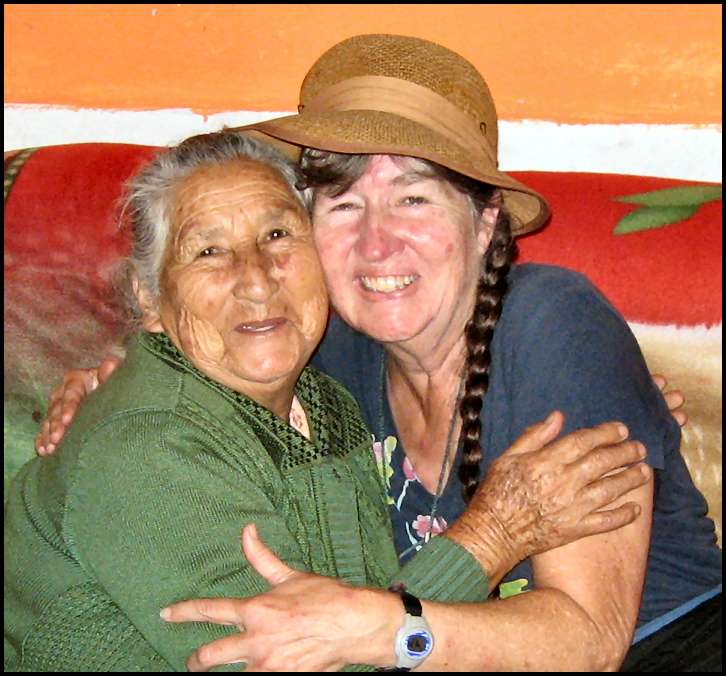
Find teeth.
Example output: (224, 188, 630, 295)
(243, 325, 274, 332)
(239, 319, 280, 332)
(361, 275, 418, 293)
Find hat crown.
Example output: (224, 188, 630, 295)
(300, 34, 499, 156)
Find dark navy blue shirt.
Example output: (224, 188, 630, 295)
(312, 263, 721, 626)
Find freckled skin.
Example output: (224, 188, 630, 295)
(312, 155, 498, 357)
(141, 160, 328, 418)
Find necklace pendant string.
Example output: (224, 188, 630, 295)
(379, 355, 464, 557)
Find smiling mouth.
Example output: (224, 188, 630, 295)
(236, 318, 286, 333)
(360, 275, 419, 293)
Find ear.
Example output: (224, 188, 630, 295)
(476, 189, 503, 254)
(133, 275, 164, 333)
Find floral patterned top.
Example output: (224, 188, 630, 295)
(372, 379, 469, 566)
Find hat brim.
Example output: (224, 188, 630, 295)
(233, 110, 550, 236)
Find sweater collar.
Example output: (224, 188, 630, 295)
(137, 331, 332, 469)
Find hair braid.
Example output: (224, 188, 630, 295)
(458, 211, 518, 503)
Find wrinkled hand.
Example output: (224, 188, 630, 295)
(35, 358, 120, 455)
(161, 524, 399, 672)
(444, 411, 651, 587)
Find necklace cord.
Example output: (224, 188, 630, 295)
(379, 355, 464, 557)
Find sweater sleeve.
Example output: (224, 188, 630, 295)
(389, 536, 489, 602)
(65, 410, 309, 672)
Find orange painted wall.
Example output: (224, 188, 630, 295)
(4, 4, 722, 125)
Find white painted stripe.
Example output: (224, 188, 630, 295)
(3, 105, 722, 182)
(499, 121, 722, 183)
(3, 106, 278, 150)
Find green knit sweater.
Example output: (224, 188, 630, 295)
(5, 332, 487, 672)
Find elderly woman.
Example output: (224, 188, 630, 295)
(5, 131, 651, 672)
(31, 35, 720, 672)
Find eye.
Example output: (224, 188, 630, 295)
(330, 202, 358, 212)
(402, 195, 428, 206)
(266, 228, 290, 241)
(198, 246, 221, 257)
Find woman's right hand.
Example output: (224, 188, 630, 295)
(444, 411, 651, 589)
(35, 358, 122, 455)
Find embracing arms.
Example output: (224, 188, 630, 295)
(31, 340, 679, 671)
(160, 414, 651, 672)
(35, 360, 685, 456)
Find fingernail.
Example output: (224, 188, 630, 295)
(544, 411, 556, 425)
(617, 424, 628, 439)
(160, 608, 171, 620)
(637, 443, 646, 459)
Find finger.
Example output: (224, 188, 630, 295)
(58, 389, 87, 425)
(186, 633, 251, 672)
(651, 374, 666, 391)
(500, 411, 564, 457)
(35, 418, 51, 454)
(98, 358, 121, 384)
(577, 501, 643, 538)
(662, 390, 687, 430)
(662, 388, 684, 409)
(579, 462, 651, 511)
(242, 524, 298, 587)
(572, 439, 646, 481)
(551, 421, 630, 466)
(671, 410, 688, 428)
(160, 597, 242, 626)
(36, 405, 63, 454)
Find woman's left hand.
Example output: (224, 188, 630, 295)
(160, 524, 399, 672)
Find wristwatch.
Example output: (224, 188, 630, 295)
(383, 584, 435, 671)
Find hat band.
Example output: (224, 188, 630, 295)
(302, 75, 498, 168)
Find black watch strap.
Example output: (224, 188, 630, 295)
(393, 585, 423, 617)
(379, 584, 434, 672)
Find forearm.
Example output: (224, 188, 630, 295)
(418, 588, 615, 672)
(344, 585, 618, 672)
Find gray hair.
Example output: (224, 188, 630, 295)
(116, 130, 311, 324)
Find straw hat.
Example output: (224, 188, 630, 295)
(234, 34, 550, 235)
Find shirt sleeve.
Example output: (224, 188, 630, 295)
(493, 265, 679, 470)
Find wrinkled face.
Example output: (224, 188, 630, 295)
(312, 155, 496, 351)
(140, 160, 328, 400)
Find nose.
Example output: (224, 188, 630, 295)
(354, 206, 405, 262)
(232, 248, 279, 304)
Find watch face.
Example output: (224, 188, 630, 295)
(405, 631, 432, 657)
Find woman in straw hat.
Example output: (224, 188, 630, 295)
(36, 35, 720, 671)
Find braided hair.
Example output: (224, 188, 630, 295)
(299, 148, 517, 503)
(458, 209, 517, 503)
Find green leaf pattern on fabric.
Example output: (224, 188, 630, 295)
(613, 185, 722, 235)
